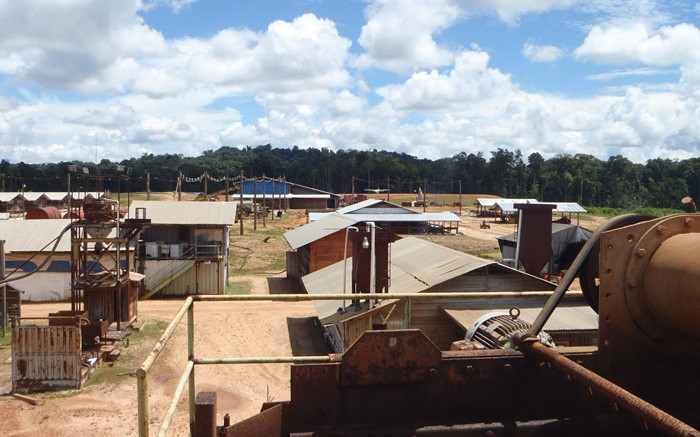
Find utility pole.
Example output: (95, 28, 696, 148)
(423, 178, 427, 213)
(177, 171, 182, 201)
(203, 171, 208, 198)
(146, 173, 151, 200)
(351, 176, 355, 204)
(459, 180, 462, 216)
(386, 176, 390, 201)
(225, 176, 229, 202)
(239, 171, 244, 236)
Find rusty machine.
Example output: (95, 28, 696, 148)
(204, 213, 700, 436)
(67, 166, 150, 332)
(11, 166, 150, 392)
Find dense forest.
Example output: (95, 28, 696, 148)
(0, 145, 698, 209)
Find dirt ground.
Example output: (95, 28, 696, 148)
(0, 195, 606, 436)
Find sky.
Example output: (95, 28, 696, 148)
(2, 1, 700, 165)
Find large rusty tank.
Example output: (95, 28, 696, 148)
(200, 212, 700, 437)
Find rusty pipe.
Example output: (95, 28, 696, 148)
(525, 340, 700, 437)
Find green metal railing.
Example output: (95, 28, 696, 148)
(135, 291, 561, 437)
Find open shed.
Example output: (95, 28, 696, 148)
(302, 237, 558, 350)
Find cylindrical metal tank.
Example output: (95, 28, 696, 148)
(26, 206, 62, 219)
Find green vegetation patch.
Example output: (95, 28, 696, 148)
(225, 280, 251, 295)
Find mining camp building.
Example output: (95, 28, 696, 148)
(129, 200, 237, 297)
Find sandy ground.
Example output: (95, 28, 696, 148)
(0, 201, 606, 436)
(0, 280, 321, 437)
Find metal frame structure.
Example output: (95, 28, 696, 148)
(68, 170, 149, 330)
(135, 291, 555, 437)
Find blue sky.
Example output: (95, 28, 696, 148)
(2, 0, 700, 164)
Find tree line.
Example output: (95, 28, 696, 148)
(1, 145, 697, 209)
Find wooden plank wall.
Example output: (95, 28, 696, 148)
(309, 231, 350, 273)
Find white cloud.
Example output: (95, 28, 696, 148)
(0, 0, 168, 92)
(376, 50, 515, 112)
(587, 67, 677, 81)
(522, 43, 564, 63)
(355, 0, 460, 72)
(575, 22, 700, 65)
(470, 0, 578, 26)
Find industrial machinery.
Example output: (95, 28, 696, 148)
(201, 213, 700, 436)
(68, 167, 150, 330)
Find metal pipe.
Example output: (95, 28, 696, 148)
(526, 341, 700, 437)
(139, 296, 193, 373)
(342, 226, 359, 311)
(194, 356, 331, 365)
(193, 291, 562, 302)
(137, 296, 193, 437)
(137, 367, 150, 437)
(366, 222, 376, 306)
(157, 360, 194, 437)
(187, 301, 195, 434)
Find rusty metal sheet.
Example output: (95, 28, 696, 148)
(341, 329, 442, 386)
(12, 324, 82, 392)
(220, 402, 287, 437)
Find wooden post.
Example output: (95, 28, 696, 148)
(423, 178, 427, 213)
(203, 171, 208, 198)
(459, 180, 462, 216)
(146, 173, 151, 201)
(239, 171, 244, 236)
(225, 176, 229, 202)
(262, 176, 266, 228)
(178, 171, 182, 201)
(253, 177, 258, 231)
(194, 392, 217, 437)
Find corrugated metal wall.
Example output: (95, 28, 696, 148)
(12, 325, 82, 392)
(159, 260, 224, 295)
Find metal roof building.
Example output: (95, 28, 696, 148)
(128, 200, 237, 297)
(129, 200, 237, 225)
(0, 219, 73, 252)
(303, 237, 554, 320)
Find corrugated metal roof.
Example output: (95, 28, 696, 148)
(442, 298, 598, 332)
(0, 219, 132, 252)
(546, 202, 587, 213)
(0, 193, 24, 202)
(489, 201, 586, 214)
(310, 211, 460, 223)
(303, 237, 498, 318)
(0, 219, 73, 252)
(477, 198, 536, 207)
(284, 214, 358, 249)
(337, 199, 416, 214)
(340, 212, 460, 222)
(129, 200, 237, 225)
(288, 210, 461, 247)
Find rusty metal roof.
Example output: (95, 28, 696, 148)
(129, 200, 237, 226)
